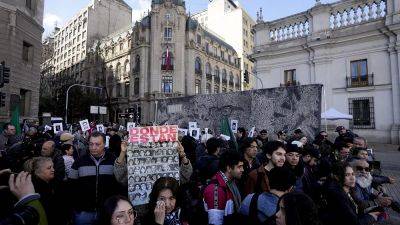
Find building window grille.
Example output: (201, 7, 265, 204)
(348, 97, 375, 129)
(162, 76, 173, 93)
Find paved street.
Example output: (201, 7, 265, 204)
(369, 143, 400, 224)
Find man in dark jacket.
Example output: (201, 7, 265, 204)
(0, 123, 20, 151)
(68, 132, 120, 224)
(196, 137, 223, 185)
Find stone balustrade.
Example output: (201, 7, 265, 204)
(268, 12, 310, 42)
(330, 0, 386, 29)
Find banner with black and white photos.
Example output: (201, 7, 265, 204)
(127, 142, 180, 206)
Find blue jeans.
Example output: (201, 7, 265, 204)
(74, 211, 98, 225)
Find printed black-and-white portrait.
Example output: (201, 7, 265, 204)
(128, 159, 134, 166)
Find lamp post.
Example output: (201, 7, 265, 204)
(65, 84, 104, 124)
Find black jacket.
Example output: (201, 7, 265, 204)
(321, 180, 375, 225)
(68, 151, 119, 212)
(196, 154, 219, 185)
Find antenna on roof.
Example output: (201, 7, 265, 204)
(256, 8, 263, 23)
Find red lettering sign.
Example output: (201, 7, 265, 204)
(128, 125, 178, 143)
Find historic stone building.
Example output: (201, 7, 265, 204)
(85, 0, 241, 124)
(0, 0, 44, 122)
(193, 0, 255, 90)
(252, 0, 400, 144)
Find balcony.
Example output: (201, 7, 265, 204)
(161, 64, 174, 71)
(346, 74, 374, 88)
(280, 81, 300, 87)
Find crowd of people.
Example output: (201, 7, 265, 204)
(0, 121, 399, 225)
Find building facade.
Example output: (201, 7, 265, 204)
(85, 0, 241, 123)
(193, 0, 255, 90)
(0, 0, 44, 122)
(252, 0, 400, 144)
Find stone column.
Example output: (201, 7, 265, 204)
(201, 63, 206, 94)
(391, 44, 400, 144)
(211, 74, 215, 94)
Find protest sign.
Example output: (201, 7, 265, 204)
(45, 125, 52, 132)
(188, 122, 197, 129)
(248, 127, 256, 137)
(79, 119, 90, 132)
(128, 125, 178, 143)
(127, 122, 136, 131)
(189, 127, 200, 140)
(53, 123, 63, 134)
(127, 125, 180, 206)
(230, 120, 238, 133)
(178, 128, 188, 136)
(96, 124, 105, 134)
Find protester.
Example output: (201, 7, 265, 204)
(236, 127, 247, 146)
(203, 150, 244, 225)
(109, 128, 122, 157)
(61, 143, 74, 179)
(284, 144, 304, 191)
(144, 177, 187, 225)
(0, 171, 47, 225)
(31, 157, 67, 225)
(321, 162, 379, 225)
(196, 137, 223, 185)
(99, 195, 136, 225)
(244, 141, 286, 196)
(68, 132, 120, 224)
(255, 129, 269, 147)
(41, 140, 65, 182)
(276, 130, 287, 144)
(276, 192, 322, 225)
(0, 123, 20, 150)
(238, 137, 260, 195)
(287, 128, 303, 144)
(239, 167, 296, 225)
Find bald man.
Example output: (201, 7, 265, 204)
(41, 140, 65, 181)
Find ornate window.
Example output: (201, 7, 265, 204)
(162, 76, 173, 93)
(195, 57, 202, 75)
(161, 51, 174, 70)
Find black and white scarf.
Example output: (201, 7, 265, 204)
(164, 208, 181, 225)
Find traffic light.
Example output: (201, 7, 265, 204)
(0, 92, 6, 107)
(0, 61, 10, 88)
(244, 70, 249, 83)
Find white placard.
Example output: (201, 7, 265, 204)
(189, 127, 200, 140)
(45, 125, 52, 132)
(220, 134, 231, 141)
(119, 125, 125, 131)
(96, 124, 105, 134)
(178, 128, 188, 136)
(230, 120, 238, 133)
(53, 123, 63, 134)
(105, 135, 110, 148)
(79, 119, 90, 132)
(99, 106, 107, 115)
(248, 127, 256, 138)
(90, 106, 99, 114)
(188, 122, 197, 129)
(127, 122, 136, 131)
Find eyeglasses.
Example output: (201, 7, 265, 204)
(113, 208, 137, 224)
(356, 166, 370, 172)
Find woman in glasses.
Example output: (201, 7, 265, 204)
(99, 195, 136, 225)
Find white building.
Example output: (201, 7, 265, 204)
(193, 0, 255, 90)
(51, 0, 131, 76)
(252, 0, 400, 144)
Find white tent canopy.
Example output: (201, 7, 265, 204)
(321, 108, 353, 120)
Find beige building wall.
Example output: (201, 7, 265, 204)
(0, 0, 44, 121)
(193, 0, 255, 90)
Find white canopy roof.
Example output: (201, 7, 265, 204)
(321, 108, 353, 120)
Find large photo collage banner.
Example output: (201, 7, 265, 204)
(127, 125, 180, 206)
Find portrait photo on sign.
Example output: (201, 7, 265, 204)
(53, 123, 63, 133)
(127, 122, 136, 131)
(230, 120, 238, 133)
(96, 124, 105, 134)
(188, 122, 197, 129)
(178, 128, 188, 137)
(189, 127, 200, 140)
(79, 119, 90, 132)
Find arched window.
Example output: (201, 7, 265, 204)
(116, 62, 121, 78)
(135, 55, 140, 72)
(229, 71, 234, 85)
(222, 69, 227, 82)
(124, 60, 129, 74)
(205, 62, 211, 75)
(195, 57, 202, 75)
(161, 51, 174, 70)
(214, 66, 220, 80)
(108, 65, 114, 81)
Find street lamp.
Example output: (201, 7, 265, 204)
(65, 84, 105, 124)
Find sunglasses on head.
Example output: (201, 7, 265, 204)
(356, 166, 370, 172)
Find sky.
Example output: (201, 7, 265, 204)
(43, 0, 338, 36)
